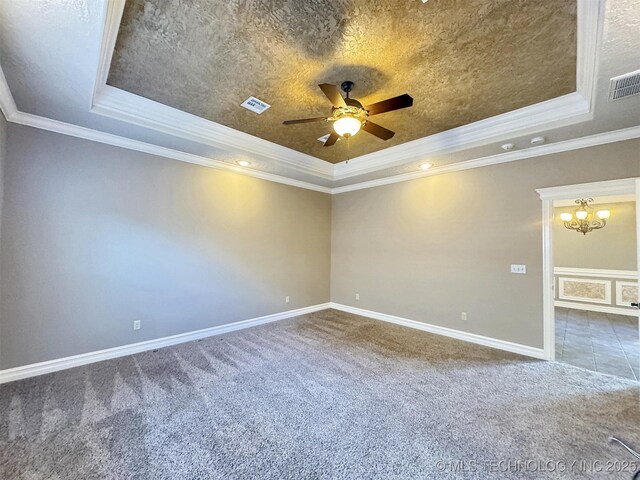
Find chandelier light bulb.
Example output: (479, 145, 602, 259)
(575, 210, 588, 220)
(560, 213, 573, 222)
(333, 116, 361, 137)
(597, 210, 610, 220)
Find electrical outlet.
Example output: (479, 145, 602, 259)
(461, 312, 467, 321)
(133, 320, 141, 330)
(355, 293, 360, 301)
(285, 296, 290, 304)
(511, 264, 527, 274)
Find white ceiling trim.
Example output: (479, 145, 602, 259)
(335, 0, 603, 179)
(90, 0, 125, 110)
(90, 0, 603, 181)
(13, 110, 333, 193)
(18, 110, 333, 193)
(0, 64, 18, 121)
(554, 194, 636, 206)
(334, 92, 590, 179)
(90, 0, 333, 180)
(92, 86, 334, 180)
(536, 177, 638, 201)
(575, 0, 605, 107)
(2, 60, 638, 197)
(0, 64, 331, 194)
(2, 0, 631, 198)
(333, 126, 640, 194)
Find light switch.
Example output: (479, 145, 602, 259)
(511, 264, 526, 274)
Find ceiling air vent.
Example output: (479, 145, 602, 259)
(608, 70, 640, 101)
(240, 96, 271, 114)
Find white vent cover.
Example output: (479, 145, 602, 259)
(608, 70, 640, 101)
(240, 96, 271, 114)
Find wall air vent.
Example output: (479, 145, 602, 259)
(608, 70, 640, 101)
(240, 96, 271, 114)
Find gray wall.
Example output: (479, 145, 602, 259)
(553, 201, 637, 270)
(331, 139, 640, 349)
(0, 125, 332, 369)
(0, 112, 6, 367)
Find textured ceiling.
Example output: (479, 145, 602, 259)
(108, 0, 577, 164)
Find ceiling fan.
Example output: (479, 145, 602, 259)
(283, 81, 413, 147)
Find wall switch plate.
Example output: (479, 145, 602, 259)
(355, 293, 360, 301)
(461, 312, 468, 321)
(511, 264, 527, 274)
(285, 296, 290, 304)
(133, 320, 141, 330)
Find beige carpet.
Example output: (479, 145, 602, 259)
(1, 309, 638, 479)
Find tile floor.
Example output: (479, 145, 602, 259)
(555, 307, 639, 381)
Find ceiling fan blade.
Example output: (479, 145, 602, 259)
(318, 83, 347, 108)
(362, 121, 395, 140)
(282, 117, 327, 125)
(323, 132, 340, 147)
(365, 94, 413, 116)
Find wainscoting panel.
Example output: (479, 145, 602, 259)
(554, 267, 638, 315)
(616, 281, 639, 307)
(558, 277, 611, 304)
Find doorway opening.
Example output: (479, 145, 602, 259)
(537, 178, 639, 381)
(553, 195, 637, 379)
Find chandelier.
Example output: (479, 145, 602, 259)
(560, 198, 610, 235)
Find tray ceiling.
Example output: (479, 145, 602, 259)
(108, 0, 577, 164)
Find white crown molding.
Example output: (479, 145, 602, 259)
(575, 0, 605, 108)
(91, 0, 602, 182)
(90, 0, 125, 109)
(9, 110, 332, 194)
(3, 54, 639, 197)
(0, 303, 331, 384)
(333, 93, 591, 180)
(334, 126, 640, 194)
(334, 0, 603, 180)
(92, 86, 335, 180)
(1, 0, 629, 196)
(0, 64, 18, 121)
(553, 194, 636, 206)
(554, 267, 638, 280)
(330, 303, 546, 359)
(536, 176, 639, 201)
(90, 0, 333, 180)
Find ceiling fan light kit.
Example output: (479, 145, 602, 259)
(333, 115, 361, 137)
(283, 81, 413, 158)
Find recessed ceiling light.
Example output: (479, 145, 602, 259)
(419, 162, 433, 170)
(237, 160, 251, 167)
(530, 136, 546, 145)
(501, 143, 515, 151)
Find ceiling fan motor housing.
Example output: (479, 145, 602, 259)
(341, 81, 355, 95)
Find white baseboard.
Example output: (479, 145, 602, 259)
(554, 300, 639, 317)
(0, 303, 331, 384)
(0, 302, 550, 384)
(329, 303, 546, 359)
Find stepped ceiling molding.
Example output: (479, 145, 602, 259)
(108, 0, 577, 164)
(0, 0, 639, 192)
